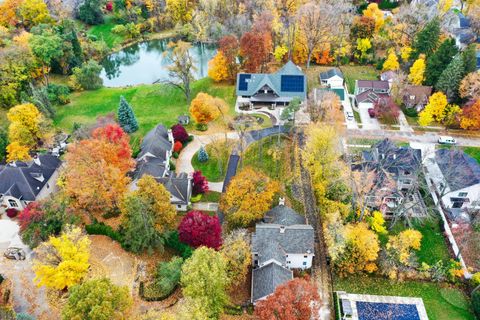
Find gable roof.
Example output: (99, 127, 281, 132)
(356, 80, 390, 91)
(355, 90, 388, 104)
(156, 172, 191, 205)
(133, 156, 167, 180)
(251, 262, 292, 302)
(435, 149, 480, 191)
(403, 85, 432, 106)
(320, 68, 343, 80)
(138, 124, 172, 160)
(236, 61, 306, 100)
(0, 155, 62, 201)
(263, 205, 306, 226)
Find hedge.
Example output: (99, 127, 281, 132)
(85, 221, 123, 243)
(164, 231, 193, 259)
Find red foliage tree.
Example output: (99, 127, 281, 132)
(254, 277, 321, 320)
(18, 202, 44, 231)
(373, 97, 400, 124)
(6, 208, 19, 219)
(91, 124, 134, 173)
(240, 31, 272, 73)
(171, 124, 189, 143)
(173, 141, 183, 153)
(219, 35, 240, 83)
(106, 1, 113, 11)
(192, 170, 209, 196)
(178, 211, 222, 249)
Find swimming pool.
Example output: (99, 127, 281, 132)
(356, 301, 421, 320)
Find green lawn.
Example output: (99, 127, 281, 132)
(201, 191, 221, 202)
(191, 140, 232, 182)
(464, 147, 480, 164)
(334, 275, 474, 320)
(340, 65, 379, 94)
(54, 78, 236, 137)
(87, 16, 125, 48)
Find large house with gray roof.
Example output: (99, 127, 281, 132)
(236, 61, 306, 108)
(251, 203, 314, 303)
(0, 155, 62, 210)
(132, 124, 192, 211)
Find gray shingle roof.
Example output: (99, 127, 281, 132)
(263, 205, 306, 225)
(320, 68, 343, 80)
(251, 262, 292, 301)
(134, 156, 167, 179)
(0, 155, 61, 201)
(156, 171, 191, 205)
(138, 124, 172, 160)
(435, 149, 480, 191)
(356, 80, 390, 90)
(236, 61, 306, 100)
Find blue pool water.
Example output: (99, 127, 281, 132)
(357, 302, 420, 320)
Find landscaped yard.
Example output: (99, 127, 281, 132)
(339, 65, 379, 94)
(54, 78, 236, 137)
(87, 16, 125, 48)
(334, 275, 474, 320)
(463, 146, 480, 164)
(191, 140, 233, 182)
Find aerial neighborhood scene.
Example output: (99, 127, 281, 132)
(1, 0, 480, 319)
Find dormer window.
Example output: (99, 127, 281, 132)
(30, 172, 45, 182)
(409, 95, 415, 100)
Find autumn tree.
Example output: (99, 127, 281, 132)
(171, 124, 189, 143)
(178, 211, 222, 249)
(424, 38, 457, 86)
(166, 0, 194, 24)
(355, 38, 372, 63)
(383, 51, 400, 71)
(380, 229, 422, 279)
(308, 91, 343, 123)
(220, 229, 251, 286)
(181, 247, 229, 319)
(460, 100, 480, 130)
(6, 142, 31, 162)
(62, 278, 132, 320)
(336, 222, 380, 275)
(408, 56, 426, 85)
(218, 35, 239, 83)
(117, 95, 139, 133)
(33, 227, 90, 290)
(363, 3, 384, 32)
(7, 103, 46, 148)
(436, 55, 465, 101)
(18, 0, 53, 29)
(240, 31, 272, 73)
(220, 167, 280, 229)
(411, 18, 440, 59)
(373, 97, 400, 124)
(189, 92, 227, 127)
(208, 51, 228, 82)
(459, 72, 480, 101)
(254, 277, 321, 320)
(350, 16, 375, 44)
(296, 2, 328, 68)
(418, 92, 448, 126)
(192, 170, 208, 196)
(164, 41, 196, 105)
(0, 0, 22, 27)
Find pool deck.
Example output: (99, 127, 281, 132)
(337, 292, 429, 320)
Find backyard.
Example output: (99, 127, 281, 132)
(339, 65, 379, 94)
(334, 275, 474, 320)
(87, 16, 125, 48)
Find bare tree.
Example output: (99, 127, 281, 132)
(276, 0, 298, 60)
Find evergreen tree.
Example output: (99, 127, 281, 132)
(424, 38, 458, 86)
(77, 0, 104, 25)
(436, 55, 465, 101)
(462, 44, 477, 75)
(412, 18, 440, 60)
(197, 146, 209, 163)
(117, 96, 138, 133)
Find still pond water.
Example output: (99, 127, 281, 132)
(100, 39, 216, 87)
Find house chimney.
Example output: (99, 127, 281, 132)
(280, 226, 285, 234)
(279, 197, 285, 206)
(33, 155, 41, 166)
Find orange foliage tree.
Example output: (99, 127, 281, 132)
(460, 100, 480, 130)
(189, 92, 227, 125)
(62, 124, 135, 217)
(254, 277, 321, 319)
(218, 35, 239, 83)
(240, 31, 272, 73)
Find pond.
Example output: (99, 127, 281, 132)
(100, 39, 216, 87)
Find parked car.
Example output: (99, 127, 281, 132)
(438, 136, 457, 145)
(368, 108, 375, 118)
(346, 112, 354, 120)
(4, 247, 26, 260)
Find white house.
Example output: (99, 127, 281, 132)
(0, 155, 62, 210)
(431, 149, 480, 214)
(319, 68, 344, 88)
(251, 204, 315, 303)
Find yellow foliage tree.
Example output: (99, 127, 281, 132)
(366, 210, 387, 235)
(7, 103, 45, 148)
(33, 226, 90, 290)
(363, 3, 384, 32)
(6, 141, 31, 162)
(408, 57, 426, 85)
(400, 46, 413, 62)
(0, 0, 23, 27)
(355, 38, 372, 62)
(220, 167, 280, 229)
(273, 45, 288, 62)
(165, 0, 194, 24)
(386, 229, 422, 265)
(439, 0, 453, 14)
(189, 92, 227, 125)
(220, 229, 251, 286)
(383, 51, 400, 71)
(418, 92, 448, 126)
(208, 51, 229, 82)
(18, 0, 52, 28)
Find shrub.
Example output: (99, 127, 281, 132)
(173, 141, 183, 153)
(197, 146, 209, 163)
(164, 231, 193, 259)
(77, 0, 104, 25)
(172, 152, 179, 159)
(190, 194, 202, 203)
(472, 272, 480, 286)
(47, 84, 70, 105)
(169, 160, 176, 171)
(192, 170, 209, 196)
(6, 208, 18, 218)
(85, 221, 123, 243)
(195, 123, 208, 131)
(178, 211, 222, 249)
(403, 107, 418, 117)
(69, 60, 103, 91)
(171, 124, 189, 143)
(187, 135, 194, 142)
(105, 1, 113, 11)
(473, 290, 480, 319)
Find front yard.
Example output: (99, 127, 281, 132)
(334, 275, 474, 320)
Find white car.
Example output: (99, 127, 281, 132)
(438, 136, 456, 145)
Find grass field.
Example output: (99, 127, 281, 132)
(191, 140, 233, 182)
(88, 16, 125, 48)
(340, 65, 379, 94)
(54, 78, 236, 137)
(334, 275, 474, 320)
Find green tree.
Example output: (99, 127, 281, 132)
(0, 128, 7, 162)
(117, 96, 138, 133)
(77, 0, 104, 25)
(69, 60, 103, 90)
(62, 278, 132, 320)
(181, 247, 229, 319)
(29, 31, 63, 85)
(461, 44, 477, 75)
(424, 38, 458, 86)
(412, 18, 440, 59)
(435, 55, 465, 101)
(197, 145, 209, 162)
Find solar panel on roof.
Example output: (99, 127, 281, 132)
(281, 75, 304, 93)
(238, 74, 251, 91)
